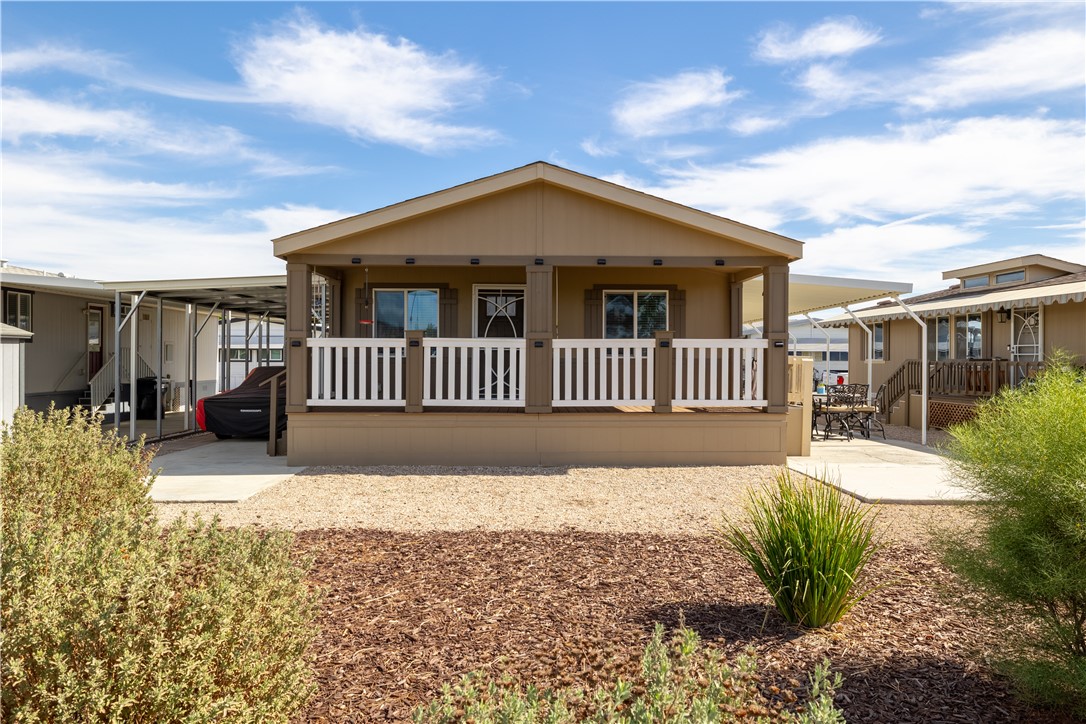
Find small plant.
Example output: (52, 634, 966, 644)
(414, 624, 844, 723)
(1, 406, 318, 722)
(937, 354, 1086, 716)
(720, 468, 882, 628)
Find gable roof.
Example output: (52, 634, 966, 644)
(272, 162, 804, 260)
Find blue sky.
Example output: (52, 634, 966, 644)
(3, 1, 1084, 294)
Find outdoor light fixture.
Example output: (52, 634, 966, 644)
(597, 258, 607, 265)
(405, 257, 416, 265)
(714, 259, 726, 266)
(470, 258, 480, 265)
(653, 258, 663, 266)
(351, 257, 361, 264)
(997, 309, 1011, 323)
(534, 258, 545, 265)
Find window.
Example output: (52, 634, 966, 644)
(475, 287, 525, 338)
(927, 316, 950, 361)
(260, 349, 284, 362)
(374, 289, 439, 338)
(995, 269, 1025, 285)
(962, 276, 988, 289)
(227, 349, 250, 361)
(603, 290, 668, 339)
(4, 290, 32, 332)
(955, 313, 983, 359)
(870, 322, 886, 361)
(829, 351, 848, 362)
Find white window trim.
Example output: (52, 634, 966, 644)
(372, 288, 441, 338)
(962, 275, 988, 289)
(5, 290, 32, 332)
(471, 284, 526, 338)
(993, 268, 1026, 285)
(602, 289, 669, 340)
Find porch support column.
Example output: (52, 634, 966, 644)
(729, 275, 743, 339)
(524, 264, 554, 413)
(285, 262, 312, 413)
(404, 330, 424, 412)
(762, 264, 789, 414)
(653, 331, 675, 413)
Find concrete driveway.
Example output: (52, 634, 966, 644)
(149, 439, 305, 503)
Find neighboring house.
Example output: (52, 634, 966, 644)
(785, 317, 849, 384)
(273, 162, 804, 466)
(0, 263, 218, 416)
(825, 254, 1086, 428)
(220, 318, 285, 389)
(1, 322, 32, 425)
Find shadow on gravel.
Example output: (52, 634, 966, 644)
(638, 601, 803, 646)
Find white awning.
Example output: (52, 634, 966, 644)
(742, 273, 912, 323)
(820, 278, 1086, 325)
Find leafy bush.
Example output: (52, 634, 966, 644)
(1, 406, 318, 722)
(938, 356, 1086, 716)
(414, 624, 844, 723)
(720, 468, 882, 628)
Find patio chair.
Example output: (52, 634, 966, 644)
(821, 385, 865, 441)
(850, 383, 886, 440)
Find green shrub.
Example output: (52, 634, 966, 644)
(414, 624, 844, 723)
(1, 405, 156, 533)
(937, 356, 1086, 716)
(1, 406, 318, 722)
(720, 468, 882, 628)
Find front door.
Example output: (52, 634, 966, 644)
(474, 287, 526, 338)
(87, 305, 104, 380)
(1011, 308, 1041, 362)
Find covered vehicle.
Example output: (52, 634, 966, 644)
(196, 366, 286, 439)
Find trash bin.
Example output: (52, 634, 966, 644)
(136, 377, 169, 419)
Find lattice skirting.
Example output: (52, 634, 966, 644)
(928, 400, 978, 429)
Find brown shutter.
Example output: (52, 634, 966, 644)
(584, 289, 603, 338)
(440, 288, 458, 337)
(672, 290, 686, 337)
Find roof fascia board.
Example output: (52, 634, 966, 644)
(283, 253, 783, 268)
(101, 275, 288, 293)
(0, 272, 107, 294)
(943, 255, 1085, 280)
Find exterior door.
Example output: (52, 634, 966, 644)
(87, 305, 104, 380)
(474, 287, 525, 338)
(1011, 308, 1041, 362)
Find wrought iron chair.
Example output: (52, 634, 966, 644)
(821, 384, 867, 440)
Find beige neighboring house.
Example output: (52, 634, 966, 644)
(273, 162, 805, 466)
(825, 254, 1086, 429)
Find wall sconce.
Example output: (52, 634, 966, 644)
(997, 309, 1011, 323)
(534, 258, 545, 265)
(470, 258, 480, 265)
(714, 259, 726, 266)
(405, 257, 416, 265)
(596, 258, 607, 265)
(652, 258, 663, 266)
(351, 257, 361, 264)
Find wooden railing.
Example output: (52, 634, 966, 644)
(883, 359, 921, 414)
(928, 359, 1044, 397)
(424, 338, 526, 407)
(673, 339, 767, 407)
(552, 339, 655, 407)
(307, 338, 406, 406)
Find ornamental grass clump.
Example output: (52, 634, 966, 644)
(720, 468, 882, 628)
(414, 624, 844, 723)
(1, 406, 318, 722)
(936, 354, 1086, 716)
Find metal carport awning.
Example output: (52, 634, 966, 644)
(100, 275, 288, 442)
(741, 273, 914, 324)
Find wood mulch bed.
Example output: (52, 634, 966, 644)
(296, 529, 1073, 723)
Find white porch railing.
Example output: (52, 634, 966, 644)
(88, 348, 157, 409)
(552, 339, 655, 407)
(307, 338, 406, 406)
(673, 339, 767, 407)
(423, 338, 526, 407)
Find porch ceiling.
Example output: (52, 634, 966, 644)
(741, 273, 913, 323)
(101, 275, 288, 319)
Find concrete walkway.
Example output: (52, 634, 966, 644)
(788, 437, 977, 504)
(150, 439, 305, 503)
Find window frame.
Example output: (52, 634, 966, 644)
(994, 269, 1025, 285)
(865, 321, 886, 361)
(4, 289, 33, 333)
(259, 348, 284, 362)
(227, 348, 251, 361)
(372, 288, 441, 339)
(602, 289, 669, 340)
(472, 284, 527, 338)
(962, 276, 988, 289)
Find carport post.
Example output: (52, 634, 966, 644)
(184, 303, 191, 430)
(894, 295, 929, 447)
(114, 290, 121, 435)
(192, 301, 221, 432)
(844, 307, 873, 403)
(128, 293, 138, 443)
(156, 296, 163, 440)
(244, 314, 251, 379)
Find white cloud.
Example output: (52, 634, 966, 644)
(231, 11, 499, 152)
(241, 204, 352, 240)
(620, 116, 1084, 229)
(611, 68, 742, 138)
(755, 17, 882, 63)
(729, 115, 787, 136)
(580, 136, 617, 158)
(1, 88, 149, 142)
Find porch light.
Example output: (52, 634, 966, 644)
(997, 309, 1011, 323)
(534, 258, 545, 265)
(351, 257, 361, 264)
(715, 259, 725, 266)
(470, 258, 480, 265)
(405, 257, 416, 265)
(653, 259, 663, 266)
(597, 258, 607, 265)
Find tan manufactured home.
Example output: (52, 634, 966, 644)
(827, 254, 1086, 428)
(273, 162, 804, 466)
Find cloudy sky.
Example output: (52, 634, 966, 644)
(3, 2, 1084, 293)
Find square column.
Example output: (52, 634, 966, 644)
(762, 264, 790, 413)
(285, 262, 312, 412)
(524, 265, 553, 413)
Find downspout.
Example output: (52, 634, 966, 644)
(803, 313, 833, 383)
(894, 295, 929, 447)
(843, 306, 873, 402)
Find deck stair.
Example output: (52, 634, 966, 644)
(79, 348, 156, 412)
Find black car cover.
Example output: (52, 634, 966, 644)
(201, 366, 287, 438)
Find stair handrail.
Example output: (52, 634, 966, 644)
(87, 348, 159, 410)
(52, 351, 87, 392)
(883, 358, 921, 416)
